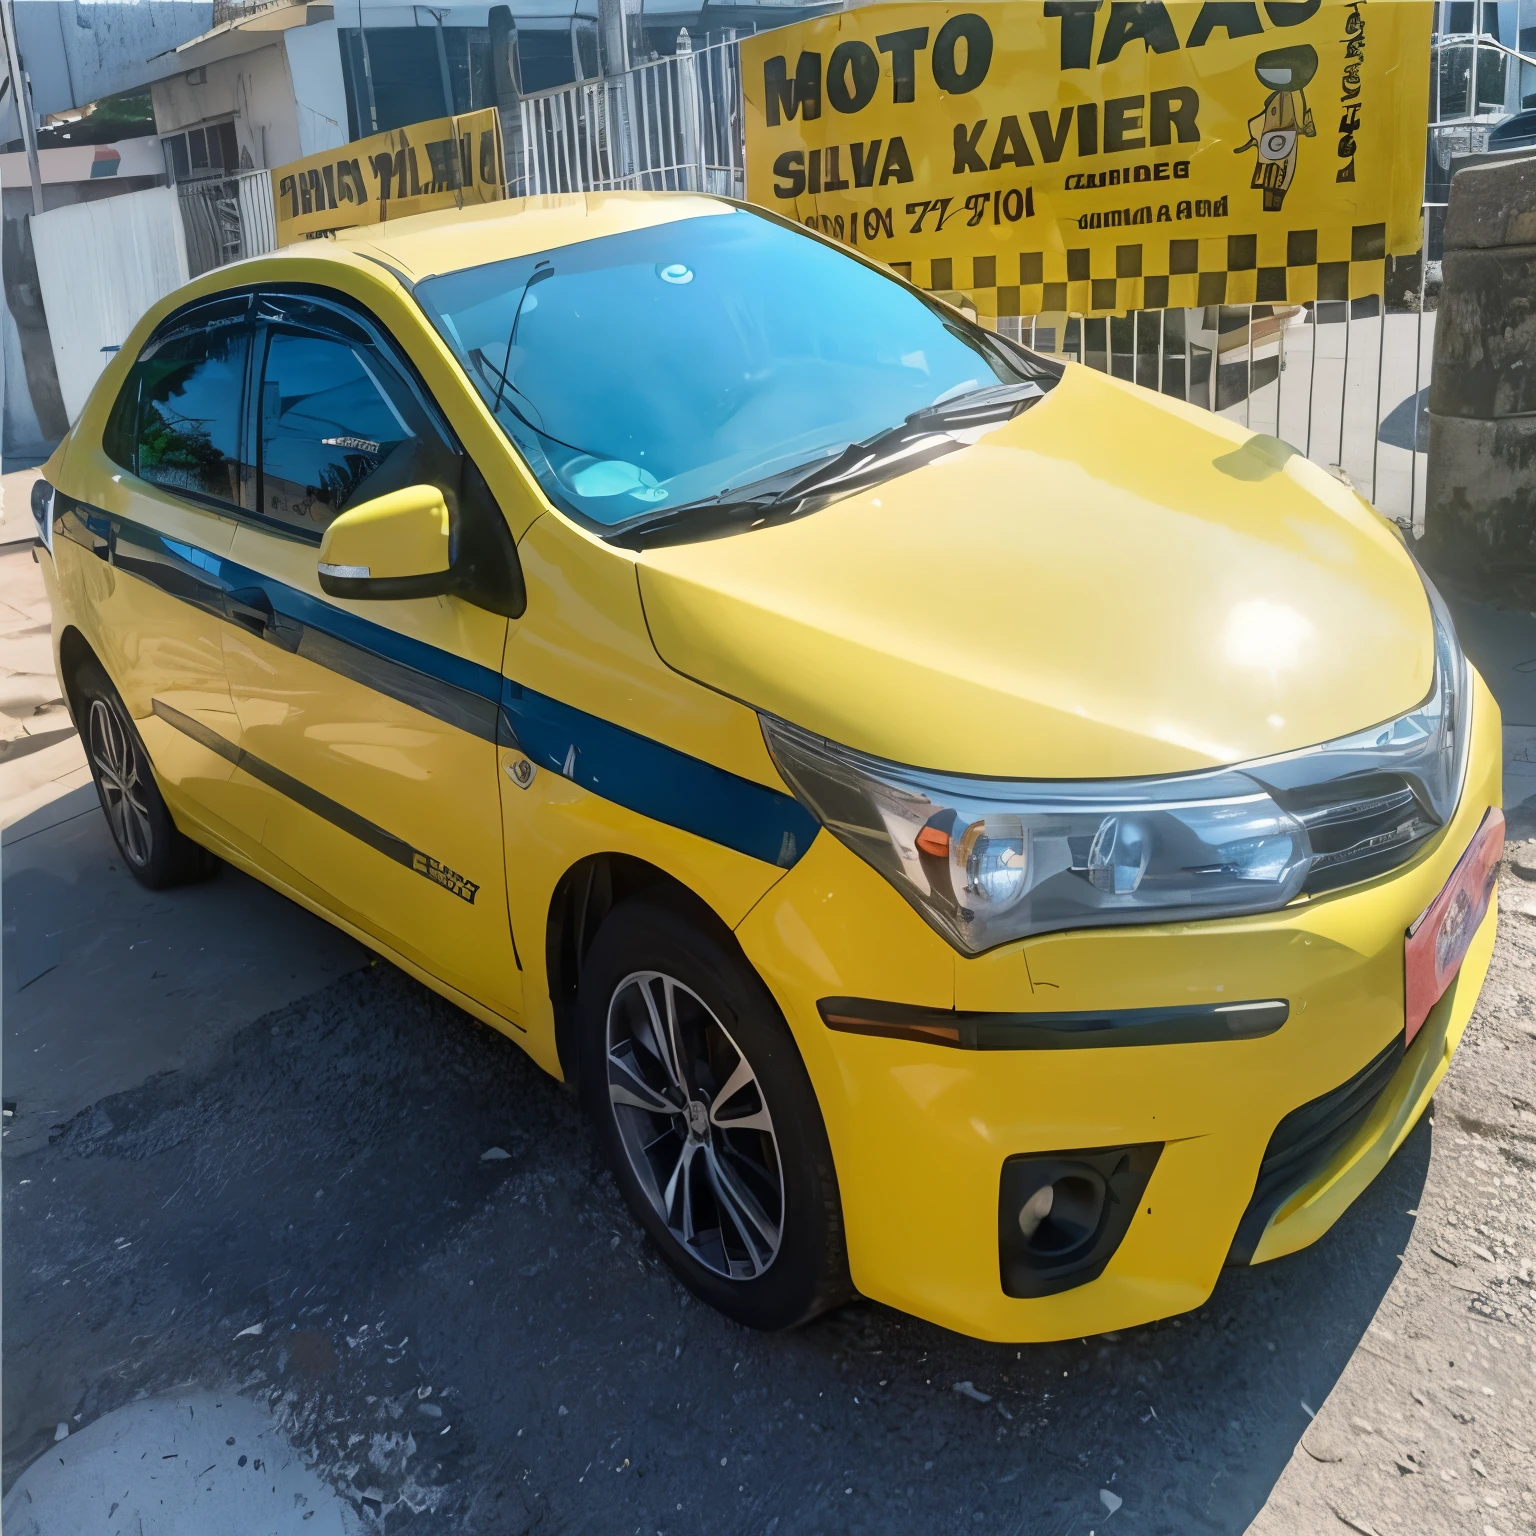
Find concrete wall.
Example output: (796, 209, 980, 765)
(1, 2, 214, 140)
(1424, 156, 1536, 594)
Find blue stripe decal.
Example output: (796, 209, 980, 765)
(58, 497, 817, 870)
(218, 554, 504, 703)
(499, 679, 819, 870)
(83, 509, 503, 703)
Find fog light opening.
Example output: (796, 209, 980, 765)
(1023, 1172, 1105, 1258)
(998, 1143, 1163, 1299)
(1016, 1183, 1054, 1241)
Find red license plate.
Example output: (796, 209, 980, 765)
(1404, 807, 1504, 1044)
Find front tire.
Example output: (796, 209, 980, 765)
(578, 895, 850, 1330)
(74, 657, 217, 890)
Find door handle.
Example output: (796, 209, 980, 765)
(225, 585, 275, 635)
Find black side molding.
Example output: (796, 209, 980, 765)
(817, 996, 1289, 1050)
(150, 699, 490, 913)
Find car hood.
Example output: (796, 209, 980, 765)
(634, 364, 1435, 780)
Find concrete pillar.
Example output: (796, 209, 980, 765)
(598, 0, 644, 78)
(598, 0, 628, 77)
(0, 0, 44, 217)
(1424, 155, 1536, 589)
(488, 5, 522, 192)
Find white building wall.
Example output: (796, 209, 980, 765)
(283, 21, 349, 157)
(151, 43, 304, 170)
(0, 139, 166, 188)
(29, 184, 190, 424)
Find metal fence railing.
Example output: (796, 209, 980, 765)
(500, 27, 1451, 527)
(172, 13, 1529, 534)
(177, 171, 277, 278)
(210, 0, 289, 24)
(997, 297, 1435, 532)
(515, 31, 746, 199)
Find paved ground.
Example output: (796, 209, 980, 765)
(0, 466, 46, 549)
(6, 1394, 359, 1536)
(0, 538, 92, 832)
(5, 533, 1536, 1536)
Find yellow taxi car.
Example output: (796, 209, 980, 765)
(34, 192, 1502, 1341)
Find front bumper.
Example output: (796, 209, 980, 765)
(735, 670, 1502, 1342)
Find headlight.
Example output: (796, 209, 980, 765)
(761, 571, 1471, 956)
(762, 718, 1315, 953)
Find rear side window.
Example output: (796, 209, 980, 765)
(106, 298, 252, 508)
(257, 330, 418, 534)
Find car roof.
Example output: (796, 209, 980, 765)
(329, 190, 739, 283)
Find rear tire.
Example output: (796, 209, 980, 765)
(578, 894, 851, 1331)
(74, 657, 218, 890)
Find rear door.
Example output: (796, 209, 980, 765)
(62, 295, 260, 842)
(220, 290, 521, 1017)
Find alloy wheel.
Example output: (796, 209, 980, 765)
(605, 970, 785, 1279)
(88, 697, 153, 868)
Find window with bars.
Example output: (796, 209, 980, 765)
(163, 120, 242, 183)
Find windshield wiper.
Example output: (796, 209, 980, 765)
(906, 378, 1045, 428)
(491, 262, 554, 415)
(610, 378, 1044, 550)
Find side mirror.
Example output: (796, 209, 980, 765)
(317, 484, 453, 601)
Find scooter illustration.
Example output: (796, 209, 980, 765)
(1237, 45, 1318, 212)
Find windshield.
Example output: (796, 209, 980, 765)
(415, 208, 1030, 534)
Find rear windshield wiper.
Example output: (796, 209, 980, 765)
(610, 379, 1043, 550)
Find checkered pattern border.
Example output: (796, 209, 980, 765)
(891, 224, 1391, 317)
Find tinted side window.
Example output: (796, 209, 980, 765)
(258, 330, 420, 535)
(102, 366, 140, 471)
(133, 314, 251, 506)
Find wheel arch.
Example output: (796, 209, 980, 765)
(57, 625, 99, 728)
(545, 852, 745, 1086)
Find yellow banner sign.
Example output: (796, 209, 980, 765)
(273, 107, 505, 246)
(743, 2, 1430, 318)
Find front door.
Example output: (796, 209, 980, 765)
(218, 289, 521, 1018)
